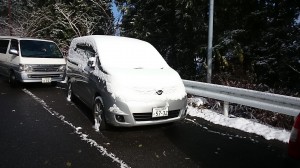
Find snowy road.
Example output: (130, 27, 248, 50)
(0, 76, 297, 168)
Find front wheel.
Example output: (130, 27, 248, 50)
(93, 97, 108, 131)
(9, 71, 18, 87)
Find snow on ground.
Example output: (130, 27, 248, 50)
(187, 97, 291, 143)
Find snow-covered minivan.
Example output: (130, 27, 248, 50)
(0, 36, 66, 86)
(66, 35, 187, 130)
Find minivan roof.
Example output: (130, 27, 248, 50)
(72, 35, 151, 52)
(70, 35, 168, 69)
(0, 36, 54, 42)
(72, 35, 145, 45)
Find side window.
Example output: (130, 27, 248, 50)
(9, 39, 19, 51)
(75, 44, 95, 60)
(0, 40, 9, 54)
(85, 47, 95, 58)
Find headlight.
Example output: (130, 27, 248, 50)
(19, 64, 32, 72)
(58, 65, 66, 72)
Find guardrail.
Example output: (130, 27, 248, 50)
(183, 80, 300, 117)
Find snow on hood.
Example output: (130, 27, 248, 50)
(94, 68, 186, 102)
(93, 67, 186, 102)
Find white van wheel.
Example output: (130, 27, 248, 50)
(93, 97, 107, 131)
(9, 71, 17, 87)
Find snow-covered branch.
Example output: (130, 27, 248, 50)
(55, 4, 82, 37)
(287, 64, 300, 75)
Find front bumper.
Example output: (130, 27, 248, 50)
(104, 97, 188, 127)
(16, 71, 66, 83)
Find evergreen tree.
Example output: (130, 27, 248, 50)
(115, 0, 208, 79)
(116, 0, 300, 91)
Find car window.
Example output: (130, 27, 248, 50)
(0, 40, 9, 54)
(20, 40, 63, 58)
(75, 44, 95, 59)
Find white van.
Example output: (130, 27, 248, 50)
(66, 35, 187, 130)
(0, 36, 66, 86)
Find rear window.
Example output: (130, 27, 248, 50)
(20, 40, 63, 58)
(0, 40, 9, 54)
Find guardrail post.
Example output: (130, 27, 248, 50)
(224, 101, 229, 117)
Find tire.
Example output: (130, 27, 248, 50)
(8, 71, 18, 87)
(67, 82, 74, 102)
(93, 97, 108, 131)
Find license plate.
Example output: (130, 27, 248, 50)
(152, 107, 168, 117)
(42, 78, 51, 83)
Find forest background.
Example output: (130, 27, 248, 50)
(1, 0, 299, 96)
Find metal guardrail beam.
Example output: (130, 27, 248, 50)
(183, 80, 300, 117)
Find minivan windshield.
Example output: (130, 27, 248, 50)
(20, 40, 63, 58)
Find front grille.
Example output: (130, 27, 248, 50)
(133, 110, 180, 121)
(29, 74, 61, 78)
(32, 65, 61, 72)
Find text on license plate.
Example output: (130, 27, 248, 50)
(42, 78, 51, 83)
(152, 107, 168, 117)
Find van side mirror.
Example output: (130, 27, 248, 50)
(87, 57, 96, 68)
(9, 49, 19, 55)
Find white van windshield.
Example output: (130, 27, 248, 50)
(20, 40, 63, 58)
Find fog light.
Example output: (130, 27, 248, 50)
(115, 115, 125, 122)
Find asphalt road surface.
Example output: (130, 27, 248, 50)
(0, 76, 298, 168)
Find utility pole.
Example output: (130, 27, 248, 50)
(8, 0, 12, 36)
(207, 0, 214, 83)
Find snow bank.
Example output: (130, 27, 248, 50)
(188, 96, 208, 107)
(187, 107, 291, 143)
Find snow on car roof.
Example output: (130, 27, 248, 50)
(70, 35, 169, 69)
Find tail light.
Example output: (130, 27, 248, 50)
(288, 114, 300, 159)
